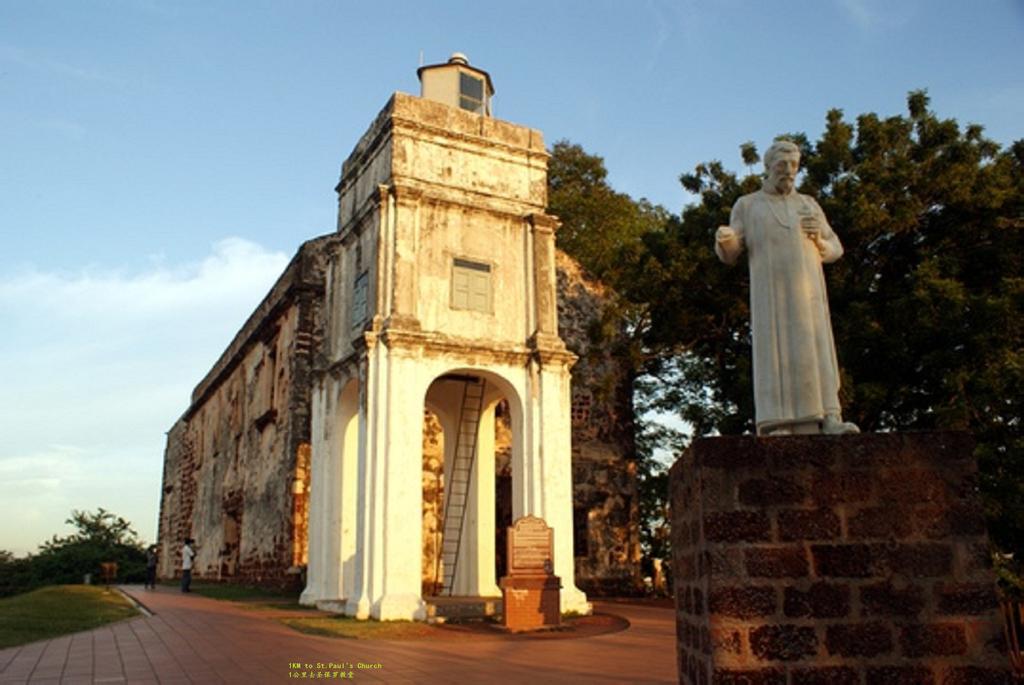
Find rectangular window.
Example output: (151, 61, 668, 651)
(351, 272, 368, 330)
(253, 344, 277, 431)
(459, 72, 484, 114)
(451, 258, 492, 313)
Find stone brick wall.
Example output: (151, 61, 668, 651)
(670, 432, 1011, 685)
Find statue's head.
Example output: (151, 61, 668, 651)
(765, 140, 801, 195)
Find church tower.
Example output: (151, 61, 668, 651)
(300, 55, 589, 620)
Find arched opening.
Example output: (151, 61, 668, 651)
(301, 376, 360, 607)
(336, 379, 359, 601)
(421, 369, 522, 600)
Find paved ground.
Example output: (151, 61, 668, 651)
(0, 586, 677, 684)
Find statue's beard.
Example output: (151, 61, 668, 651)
(774, 176, 794, 193)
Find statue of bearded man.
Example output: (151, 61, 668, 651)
(715, 139, 859, 435)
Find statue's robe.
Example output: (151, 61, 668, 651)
(715, 187, 845, 434)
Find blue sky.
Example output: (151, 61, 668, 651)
(1, 0, 1021, 555)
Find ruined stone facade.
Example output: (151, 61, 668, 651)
(157, 236, 337, 584)
(557, 252, 641, 594)
(158, 91, 640, 599)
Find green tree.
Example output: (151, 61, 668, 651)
(548, 142, 678, 569)
(548, 140, 669, 284)
(550, 95, 1024, 571)
(630, 91, 1024, 555)
(0, 551, 34, 598)
(0, 509, 148, 596)
(40, 509, 144, 550)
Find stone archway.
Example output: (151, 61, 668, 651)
(422, 369, 523, 599)
(300, 376, 359, 609)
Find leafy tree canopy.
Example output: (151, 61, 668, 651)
(0, 509, 147, 597)
(41, 508, 144, 551)
(548, 140, 670, 285)
(551, 91, 1024, 561)
(548, 141, 676, 562)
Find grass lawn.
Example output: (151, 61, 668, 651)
(279, 613, 628, 641)
(180, 582, 298, 602)
(161, 581, 312, 612)
(280, 616, 448, 640)
(0, 585, 138, 649)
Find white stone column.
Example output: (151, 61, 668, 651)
(512, 356, 591, 614)
(517, 360, 544, 519)
(387, 183, 421, 329)
(322, 379, 343, 605)
(373, 350, 426, 620)
(338, 378, 360, 604)
(529, 213, 560, 340)
(345, 349, 377, 619)
(537, 355, 589, 614)
(453, 401, 500, 597)
(299, 381, 328, 606)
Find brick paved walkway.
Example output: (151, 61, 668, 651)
(0, 586, 676, 684)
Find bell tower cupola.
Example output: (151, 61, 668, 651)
(417, 52, 494, 116)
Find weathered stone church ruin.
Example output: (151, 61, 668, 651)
(157, 55, 640, 618)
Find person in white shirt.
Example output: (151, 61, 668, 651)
(181, 538, 196, 593)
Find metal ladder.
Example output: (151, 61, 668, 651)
(435, 378, 486, 596)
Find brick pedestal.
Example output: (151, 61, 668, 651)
(500, 575, 561, 631)
(669, 432, 1011, 684)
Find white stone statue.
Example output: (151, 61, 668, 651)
(715, 140, 859, 435)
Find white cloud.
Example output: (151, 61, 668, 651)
(0, 451, 75, 494)
(0, 238, 290, 556)
(1, 237, 287, 319)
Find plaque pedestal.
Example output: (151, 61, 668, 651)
(500, 515, 562, 631)
(500, 574, 561, 631)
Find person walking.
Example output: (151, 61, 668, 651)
(145, 544, 159, 589)
(181, 538, 196, 593)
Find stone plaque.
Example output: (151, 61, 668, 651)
(507, 515, 553, 576)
